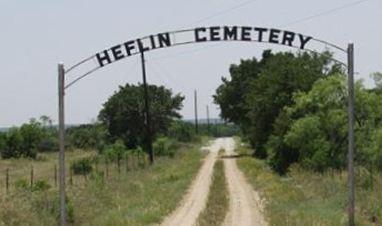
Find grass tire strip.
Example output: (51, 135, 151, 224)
(197, 158, 229, 226)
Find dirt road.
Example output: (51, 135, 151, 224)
(160, 138, 222, 226)
(222, 138, 267, 226)
(160, 137, 266, 226)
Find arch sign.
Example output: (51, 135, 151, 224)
(95, 26, 313, 67)
(57, 25, 356, 226)
(64, 25, 347, 88)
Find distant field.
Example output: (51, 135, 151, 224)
(0, 140, 207, 225)
(236, 142, 382, 226)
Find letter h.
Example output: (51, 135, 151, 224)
(96, 50, 112, 67)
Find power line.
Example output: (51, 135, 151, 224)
(149, 60, 187, 91)
(281, 0, 373, 27)
(148, 43, 222, 62)
(180, 0, 260, 29)
(150, 0, 373, 62)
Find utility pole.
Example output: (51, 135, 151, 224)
(206, 105, 210, 135)
(194, 90, 198, 134)
(140, 52, 154, 164)
(58, 63, 66, 226)
(347, 43, 355, 226)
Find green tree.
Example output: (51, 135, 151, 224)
(214, 50, 341, 158)
(268, 74, 382, 173)
(39, 115, 53, 127)
(269, 75, 348, 173)
(1, 127, 23, 158)
(99, 83, 184, 149)
(67, 123, 107, 151)
(0, 132, 7, 157)
(18, 118, 44, 158)
(0, 118, 53, 158)
(167, 120, 195, 142)
(368, 128, 382, 171)
(371, 72, 382, 90)
(214, 51, 273, 135)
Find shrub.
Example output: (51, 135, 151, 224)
(71, 158, 93, 175)
(67, 123, 107, 151)
(0, 119, 47, 159)
(168, 121, 195, 142)
(153, 137, 178, 157)
(38, 136, 58, 152)
(14, 178, 29, 190)
(1, 127, 23, 158)
(104, 139, 127, 161)
(19, 119, 44, 158)
(0, 132, 5, 152)
(32, 180, 51, 192)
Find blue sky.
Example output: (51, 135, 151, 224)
(0, 0, 381, 127)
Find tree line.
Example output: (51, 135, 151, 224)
(0, 84, 238, 160)
(214, 50, 382, 174)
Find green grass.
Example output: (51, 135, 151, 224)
(0, 141, 207, 226)
(197, 158, 229, 226)
(235, 142, 382, 226)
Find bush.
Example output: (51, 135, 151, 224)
(1, 127, 23, 158)
(14, 178, 29, 190)
(67, 124, 107, 151)
(15, 178, 52, 192)
(104, 139, 127, 161)
(0, 132, 5, 152)
(153, 137, 178, 157)
(32, 180, 51, 192)
(0, 118, 48, 159)
(38, 136, 58, 152)
(168, 121, 195, 142)
(71, 158, 93, 175)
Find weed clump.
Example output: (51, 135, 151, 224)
(71, 157, 93, 175)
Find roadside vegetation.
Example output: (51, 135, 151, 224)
(0, 81, 238, 225)
(214, 50, 382, 179)
(214, 50, 382, 224)
(236, 142, 381, 226)
(0, 139, 206, 225)
(197, 154, 229, 226)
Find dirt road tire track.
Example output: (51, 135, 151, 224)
(222, 138, 267, 226)
(160, 138, 267, 226)
(160, 139, 222, 226)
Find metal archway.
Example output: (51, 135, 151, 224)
(57, 25, 355, 226)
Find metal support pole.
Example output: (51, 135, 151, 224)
(58, 63, 67, 226)
(194, 90, 199, 134)
(140, 52, 154, 164)
(347, 43, 355, 226)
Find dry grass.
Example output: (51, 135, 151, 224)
(0, 151, 96, 195)
(236, 141, 382, 226)
(0, 141, 207, 226)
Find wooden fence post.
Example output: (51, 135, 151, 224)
(30, 165, 34, 188)
(117, 156, 121, 174)
(54, 164, 58, 187)
(125, 154, 129, 172)
(105, 159, 109, 179)
(69, 168, 73, 186)
(83, 164, 87, 182)
(6, 168, 9, 193)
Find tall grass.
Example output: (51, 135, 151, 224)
(0, 141, 206, 226)
(236, 143, 382, 226)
